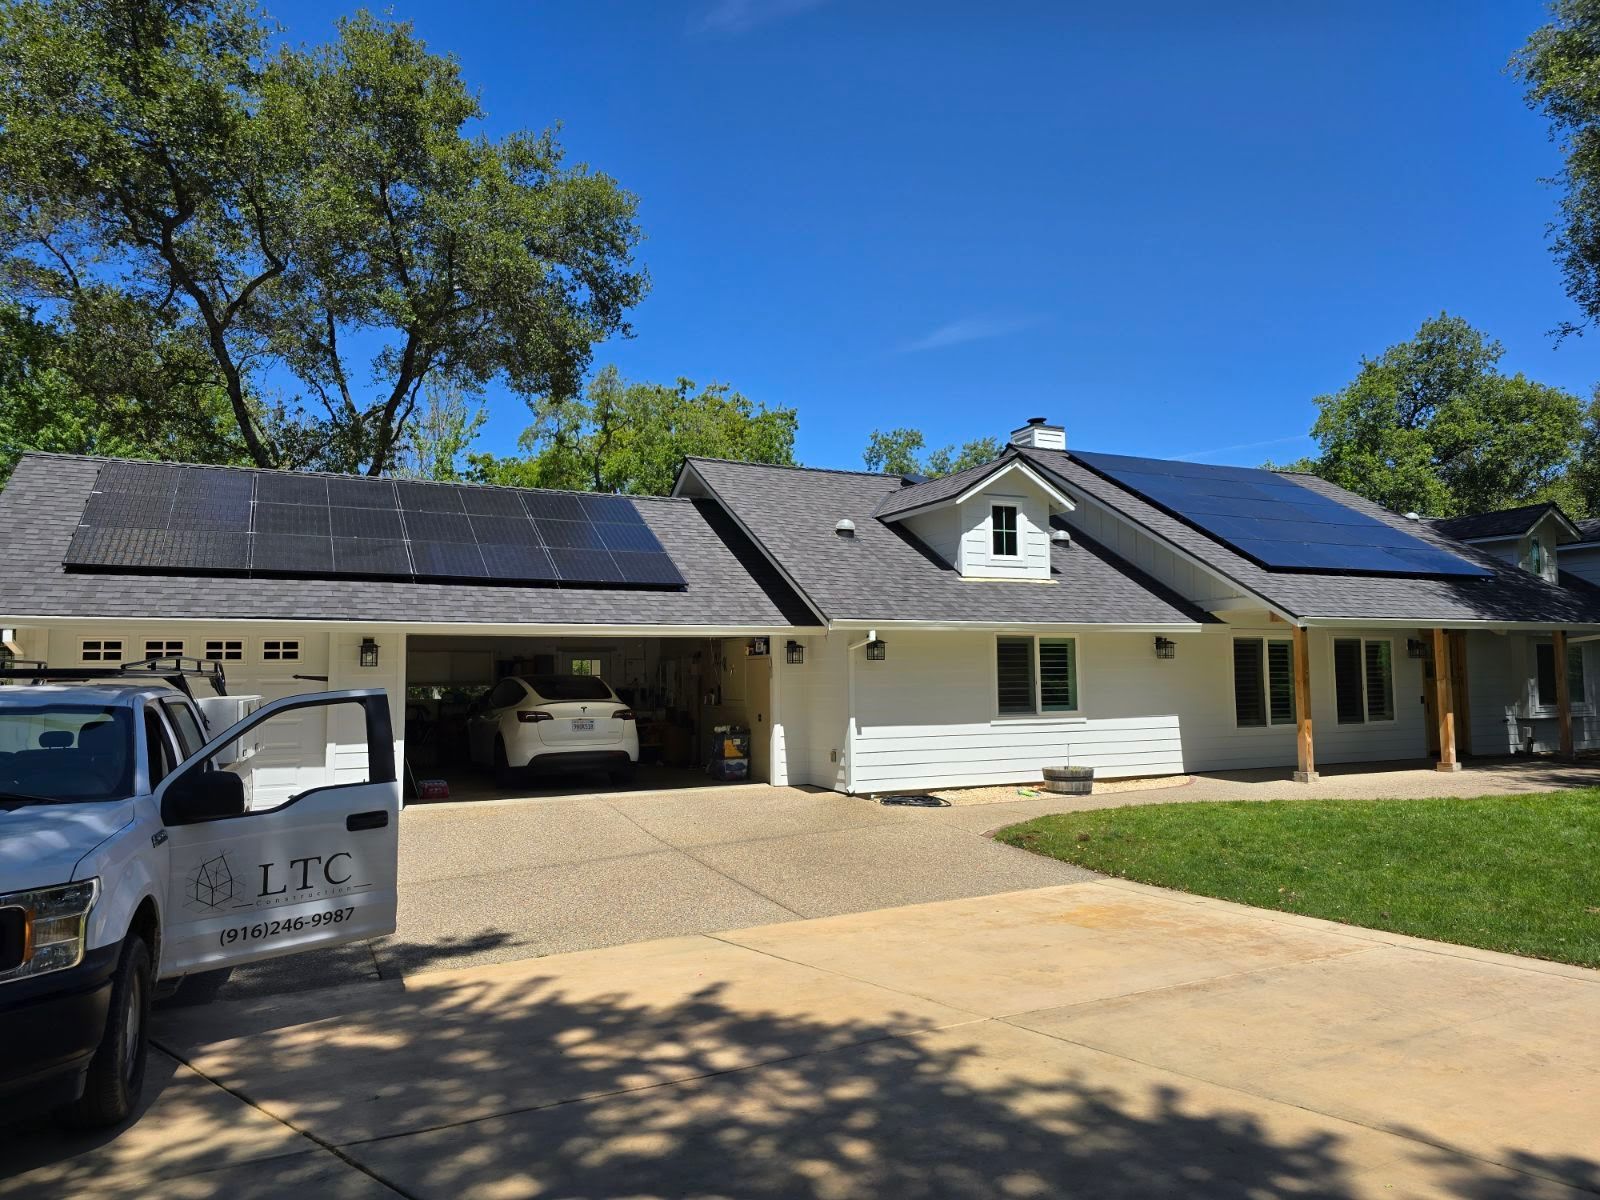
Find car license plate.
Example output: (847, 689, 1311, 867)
(571, 719, 594, 732)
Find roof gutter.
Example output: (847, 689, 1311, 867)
(826, 618, 1207, 633)
(1299, 617, 1600, 633)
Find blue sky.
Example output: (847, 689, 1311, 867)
(265, 0, 1599, 471)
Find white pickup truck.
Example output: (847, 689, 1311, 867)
(0, 659, 400, 1128)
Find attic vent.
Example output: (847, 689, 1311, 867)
(835, 519, 856, 538)
(1050, 529, 1071, 544)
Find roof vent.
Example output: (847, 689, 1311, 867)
(1050, 528, 1071, 544)
(835, 519, 856, 538)
(1009, 417, 1066, 451)
(1404, 512, 1421, 521)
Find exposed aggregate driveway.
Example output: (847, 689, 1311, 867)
(214, 782, 1095, 999)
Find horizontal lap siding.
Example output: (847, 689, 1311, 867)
(850, 630, 1189, 787)
(839, 625, 1436, 793)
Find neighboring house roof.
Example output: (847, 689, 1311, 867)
(1574, 517, 1600, 546)
(1430, 503, 1581, 543)
(1015, 447, 1600, 626)
(678, 457, 1214, 627)
(871, 450, 1071, 520)
(0, 454, 819, 627)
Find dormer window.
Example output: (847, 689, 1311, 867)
(1529, 538, 1545, 575)
(991, 505, 1018, 557)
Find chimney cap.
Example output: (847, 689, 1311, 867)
(1027, 416, 1047, 426)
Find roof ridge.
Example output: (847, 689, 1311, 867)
(683, 455, 899, 479)
(15, 451, 695, 503)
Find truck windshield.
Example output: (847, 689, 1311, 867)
(0, 704, 134, 802)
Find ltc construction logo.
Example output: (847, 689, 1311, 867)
(185, 853, 239, 912)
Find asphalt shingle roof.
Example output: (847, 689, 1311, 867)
(682, 457, 1214, 626)
(872, 453, 1022, 518)
(0, 454, 819, 627)
(1430, 503, 1574, 543)
(1017, 447, 1600, 626)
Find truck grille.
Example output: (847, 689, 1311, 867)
(0, 906, 24, 973)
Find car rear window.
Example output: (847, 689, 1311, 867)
(522, 675, 613, 702)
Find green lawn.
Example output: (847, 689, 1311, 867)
(995, 791, 1600, 966)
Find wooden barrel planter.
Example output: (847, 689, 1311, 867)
(1042, 765, 1094, 795)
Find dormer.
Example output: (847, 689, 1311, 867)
(1432, 503, 1581, 585)
(877, 453, 1075, 581)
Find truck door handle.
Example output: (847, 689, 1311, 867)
(347, 810, 389, 832)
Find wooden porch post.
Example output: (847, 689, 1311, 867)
(1293, 624, 1317, 782)
(1431, 628, 1461, 772)
(1448, 631, 1472, 758)
(1553, 629, 1575, 760)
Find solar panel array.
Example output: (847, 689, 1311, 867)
(1070, 450, 1491, 578)
(63, 462, 687, 589)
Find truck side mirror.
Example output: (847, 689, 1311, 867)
(163, 769, 246, 824)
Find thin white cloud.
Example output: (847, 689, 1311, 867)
(1176, 434, 1313, 462)
(694, 0, 831, 35)
(899, 314, 1046, 354)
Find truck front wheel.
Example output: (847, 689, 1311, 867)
(58, 934, 151, 1129)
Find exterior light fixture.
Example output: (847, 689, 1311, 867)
(865, 639, 887, 661)
(786, 640, 805, 665)
(1154, 636, 1176, 660)
(1406, 638, 1427, 660)
(359, 637, 380, 669)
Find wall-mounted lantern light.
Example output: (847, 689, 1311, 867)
(865, 639, 887, 661)
(359, 637, 380, 669)
(786, 640, 805, 665)
(1406, 638, 1427, 660)
(1154, 636, 1176, 660)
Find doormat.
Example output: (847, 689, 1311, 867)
(879, 794, 950, 807)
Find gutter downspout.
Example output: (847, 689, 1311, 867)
(843, 628, 876, 795)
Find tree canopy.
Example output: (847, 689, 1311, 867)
(1516, 0, 1600, 336)
(862, 428, 1003, 476)
(0, 0, 646, 476)
(1273, 313, 1586, 518)
(468, 365, 797, 495)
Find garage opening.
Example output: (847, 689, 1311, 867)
(402, 634, 776, 802)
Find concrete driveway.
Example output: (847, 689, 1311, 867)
(8, 880, 1597, 1198)
(212, 782, 1096, 998)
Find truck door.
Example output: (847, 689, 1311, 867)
(154, 689, 400, 978)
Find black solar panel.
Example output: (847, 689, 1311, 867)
(63, 465, 686, 589)
(1072, 451, 1492, 578)
(410, 539, 487, 579)
(330, 506, 404, 540)
(251, 533, 334, 574)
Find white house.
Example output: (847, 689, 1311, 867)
(4, 416, 1599, 800)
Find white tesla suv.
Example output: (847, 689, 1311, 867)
(468, 675, 639, 787)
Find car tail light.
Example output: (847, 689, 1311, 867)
(517, 710, 553, 723)
(613, 709, 635, 721)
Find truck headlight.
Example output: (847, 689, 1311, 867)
(0, 879, 99, 982)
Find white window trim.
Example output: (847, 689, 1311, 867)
(140, 635, 186, 660)
(1331, 636, 1396, 725)
(991, 633, 1084, 722)
(1231, 636, 1297, 732)
(990, 503, 1021, 560)
(1529, 638, 1593, 717)
(202, 636, 245, 663)
(260, 637, 303, 663)
(80, 637, 125, 664)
